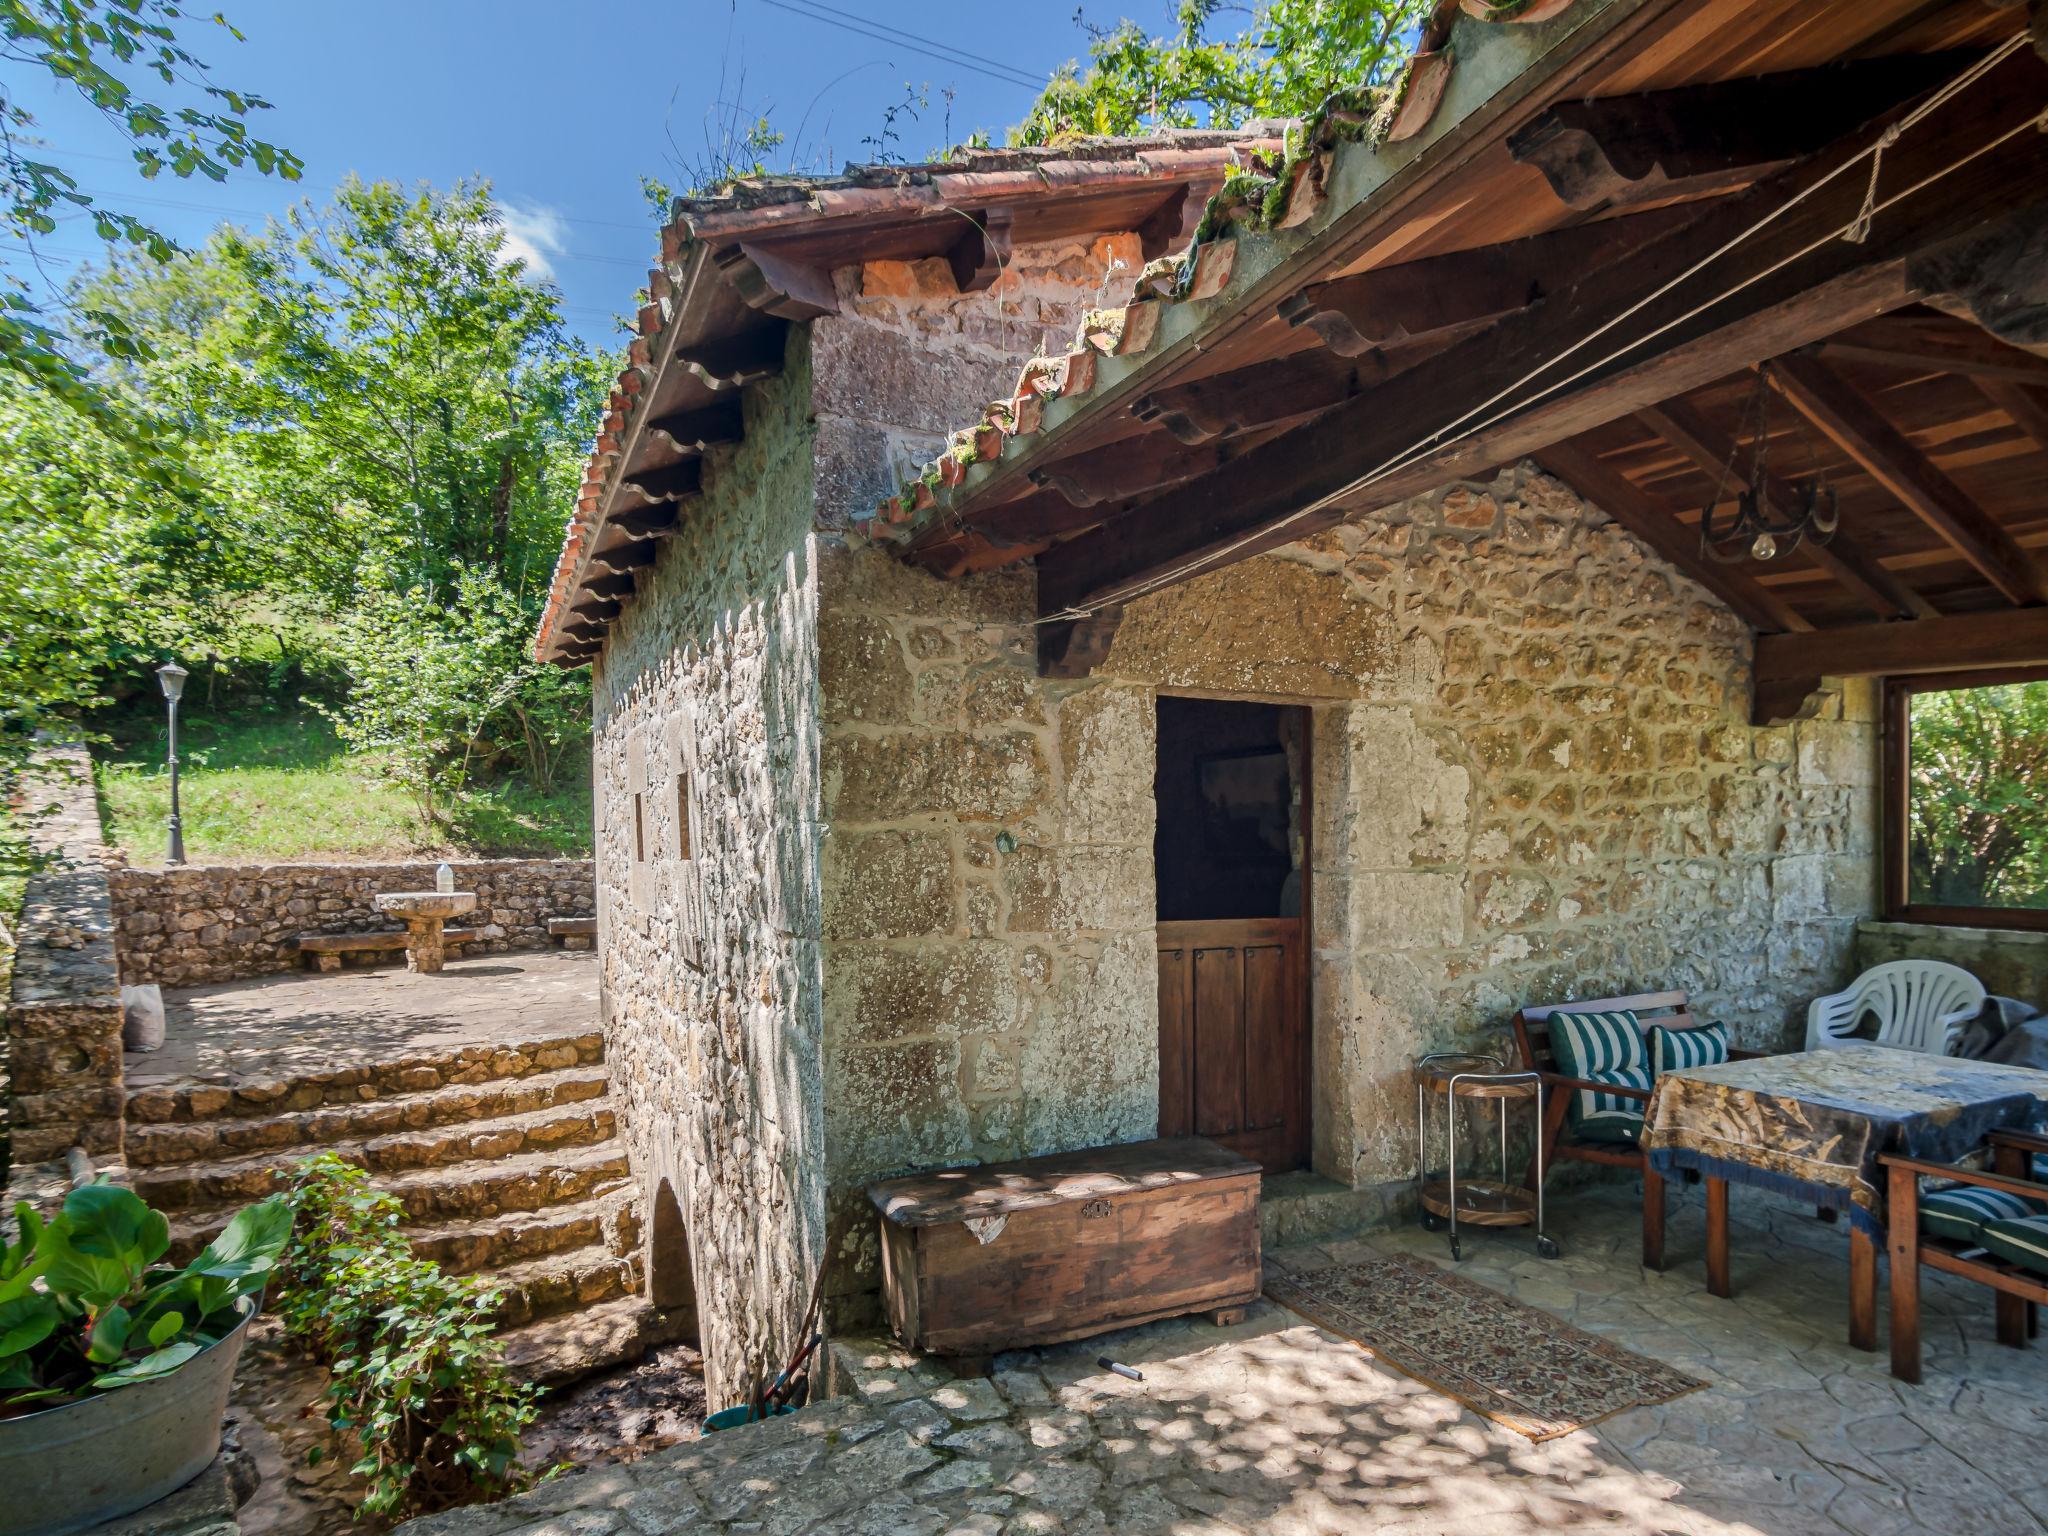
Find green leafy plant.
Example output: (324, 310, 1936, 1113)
(1908, 680, 2048, 909)
(276, 1154, 536, 1518)
(0, 1184, 289, 1413)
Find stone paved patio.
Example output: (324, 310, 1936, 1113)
(394, 1180, 2048, 1535)
(128, 949, 597, 1092)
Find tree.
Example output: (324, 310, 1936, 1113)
(1013, 0, 1431, 144)
(1907, 682, 2048, 909)
(0, 0, 299, 415)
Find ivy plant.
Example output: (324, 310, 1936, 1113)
(0, 1183, 290, 1412)
(276, 1154, 537, 1518)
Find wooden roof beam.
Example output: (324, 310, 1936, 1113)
(1770, 352, 2048, 607)
(1137, 184, 1203, 262)
(645, 401, 742, 458)
(715, 241, 838, 320)
(1754, 607, 2048, 722)
(676, 323, 787, 391)
(1033, 49, 2048, 624)
(1507, 52, 1966, 212)
(1979, 377, 2048, 451)
(1132, 351, 1364, 444)
(1279, 206, 1694, 356)
(1532, 439, 1811, 634)
(622, 458, 705, 504)
(946, 207, 1014, 294)
(1636, 397, 1936, 620)
(610, 503, 682, 539)
(589, 542, 659, 575)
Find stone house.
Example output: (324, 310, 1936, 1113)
(535, 0, 2048, 1402)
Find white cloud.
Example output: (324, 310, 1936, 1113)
(497, 202, 569, 282)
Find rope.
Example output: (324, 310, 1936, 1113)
(1039, 34, 2037, 625)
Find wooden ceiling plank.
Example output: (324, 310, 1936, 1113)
(1533, 439, 1812, 633)
(1637, 397, 1938, 619)
(1770, 352, 2048, 605)
(1821, 313, 2048, 383)
(1978, 376, 2048, 451)
(1037, 48, 2048, 622)
(1507, 50, 1968, 211)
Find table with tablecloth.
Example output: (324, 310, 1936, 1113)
(1642, 1045, 2048, 1349)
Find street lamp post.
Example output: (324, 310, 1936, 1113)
(156, 661, 188, 866)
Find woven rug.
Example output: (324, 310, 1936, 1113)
(1264, 1253, 1705, 1440)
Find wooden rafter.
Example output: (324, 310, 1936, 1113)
(645, 401, 743, 457)
(622, 458, 706, 504)
(714, 241, 837, 320)
(1978, 376, 2048, 449)
(675, 323, 787, 391)
(1770, 353, 2048, 606)
(1821, 314, 2048, 383)
(946, 208, 1014, 293)
(1532, 440, 1811, 634)
(1635, 397, 1936, 620)
(1034, 47, 2048, 625)
(1757, 607, 2048, 686)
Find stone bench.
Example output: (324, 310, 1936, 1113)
(297, 928, 479, 972)
(548, 916, 596, 951)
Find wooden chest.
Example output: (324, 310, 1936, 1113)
(866, 1137, 1262, 1359)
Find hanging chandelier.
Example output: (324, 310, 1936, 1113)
(1698, 361, 1839, 564)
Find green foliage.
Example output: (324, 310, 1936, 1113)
(277, 1155, 535, 1518)
(0, 1183, 288, 1412)
(1908, 682, 2048, 910)
(1012, 0, 1431, 143)
(0, 0, 299, 416)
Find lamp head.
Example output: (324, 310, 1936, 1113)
(156, 661, 188, 703)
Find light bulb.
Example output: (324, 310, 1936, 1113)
(1751, 531, 1777, 561)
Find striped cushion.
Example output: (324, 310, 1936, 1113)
(1921, 1184, 2045, 1245)
(1980, 1213, 2048, 1275)
(1650, 1022, 1730, 1077)
(1549, 1011, 1649, 1140)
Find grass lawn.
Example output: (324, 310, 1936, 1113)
(93, 703, 591, 865)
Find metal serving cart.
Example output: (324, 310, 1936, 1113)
(1415, 1051, 1558, 1262)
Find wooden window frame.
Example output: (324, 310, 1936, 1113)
(1882, 666, 2048, 933)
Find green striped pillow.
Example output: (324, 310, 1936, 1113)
(1921, 1185, 2045, 1245)
(1550, 1011, 1649, 1140)
(1650, 1022, 1730, 1077)
(1981, 1213, 2048, 1275)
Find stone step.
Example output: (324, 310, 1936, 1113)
(485, 1243, 643, 1329)
(410, 1188, 641, 1276)
(381, 1142, 632, 1225)
(500, 1295, 698, 1389)
(164, 1178, 641, 1270)
(132, 1101, 620, 1210)
(123, 1029, 607, 1125)
(125, 1065, 614, 1169)
(1258, 1170, 1391, 1251)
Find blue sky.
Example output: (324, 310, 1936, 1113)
(18, 0, 1120, 347)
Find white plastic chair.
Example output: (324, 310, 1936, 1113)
(1804, 960, 1987, 1055)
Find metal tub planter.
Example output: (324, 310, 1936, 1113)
(0, 1298, 254, 1536)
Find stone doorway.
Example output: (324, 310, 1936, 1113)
(1153, 696, 1312, 1172)
(646, 1176, 702, 1347)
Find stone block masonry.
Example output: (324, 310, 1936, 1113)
(111, 859, 595, 987)
(6, 742, 126, 1167)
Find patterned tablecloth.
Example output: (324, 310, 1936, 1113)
(1642, 1046, 2048, 1236)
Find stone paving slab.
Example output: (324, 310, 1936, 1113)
(129, 951, 598, 1091)
(394, 1182, 2048, 1535)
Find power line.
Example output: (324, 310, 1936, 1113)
(753, 0, 1045, 92)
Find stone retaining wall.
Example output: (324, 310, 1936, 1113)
(109, 859, 595, 987)
(6, 742, 126, 1166)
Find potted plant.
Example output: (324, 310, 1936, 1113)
(0, 1183, 291, 1536)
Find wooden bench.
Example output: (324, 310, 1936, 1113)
(297, 928, 478, 972)
(868, 1136, 1261, 1371)
(547, 916, 596, 950)
(1512, 989, 1763, 1270)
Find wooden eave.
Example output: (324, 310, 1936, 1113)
(866, 0, 2048, 716)
(532, 138, 1268, 666)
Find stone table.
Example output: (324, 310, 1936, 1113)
(371, 890, 477, 974)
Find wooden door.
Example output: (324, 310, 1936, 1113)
(1157, 917, 1308, 1172)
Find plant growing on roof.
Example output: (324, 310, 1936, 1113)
(0, 1184, 289, 1413)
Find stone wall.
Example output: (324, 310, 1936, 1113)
(110, 859, 595, 987)
(815, 458, 1881, 1273)
(6, 743, 125, 1167)
(590, 330, 826, 1406)
(1857, 920, 2048, 1008)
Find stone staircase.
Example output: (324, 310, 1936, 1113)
(123, 1027, 684, 1381)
